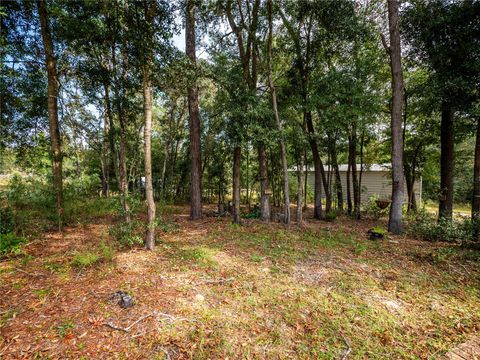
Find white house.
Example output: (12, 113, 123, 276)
(296, 164, 422, 204)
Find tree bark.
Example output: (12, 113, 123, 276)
(305, 111, 324, 219)
(328, 130, 343, 211)
(110, 22, 130, 223)
(258, 144, 271, 222)
(142, 0, 156, 250)
(232, 146, 242, 223)
(101, 112, 110, 197)
(386, 0, 405, 233)
(296, 152, 304, 222)
(186, 0, 202, 220)
(267, 0, 290, 224)
(143, 68, 156, 250)
(37, 0, 63, 230)
(349, 131, 360, 219)
(346, 149, 352, 216)
(439, 103, 454, 220)
(472, 117, 480, 239)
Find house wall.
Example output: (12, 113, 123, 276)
(306, 170, 422, 204)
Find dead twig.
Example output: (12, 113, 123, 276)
(103, 313, 155, 333)
(341, 334, 352, 360)
(194, 277, 235, 286)
(13, 267, 44, 277)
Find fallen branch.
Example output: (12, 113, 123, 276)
(103, 313, 155, 333)
(341, 335, 352, 360)
(194, 277, 235, 286)
(13, 267, 44, 277)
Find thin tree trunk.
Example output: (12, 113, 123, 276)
(439, 103, 454, 220)
(142, 0, 156, 250)
(305, 111, 323, 219)
(232, 146, 241, 223)
(267, 0, 289, 224)
(143, 67, 156, 250)
(349, 130, 360, 219)
(186, 0, 202, 220)
(304, 153, 308, 210)
(385, 0, 405, 233)
(330, 133, 343, 211)
(37, 0, 63, 230)
(472, 117, 480, 240)
(101, 113, 110, 197)
(297, 152, 304, 222)
(347, 152, 352, 216)
(111, 31, 130, 222)
(258, 144, 271, 222)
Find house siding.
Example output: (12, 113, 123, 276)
(306, 170, 421, 204)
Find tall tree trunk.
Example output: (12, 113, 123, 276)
(101, 113, 110, 197)
(186, 0, 202, 220)
(258, 144, 271, 222)
(305, 111, 323, 219)
(296, 152, 304, 222)
(142, 0, 156, 250)
(439, 103, 454, 220)
(103, 82, 116, 193)
(385, 0, 405, 233)
(232, 146, 242, 223)
(304, 154, 308, 210)
(143, 68, 156, 250)
(37, 0, 63, 230)
(472, 117, 480, 240)
(329, 131, 343, 211)
(267, 0, 290, 224)
(111, 31, 130, 222)
(347, 151, 352, 216)
(349, 130, 360, 219)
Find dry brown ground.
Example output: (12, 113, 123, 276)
(0, 205, 479, 359)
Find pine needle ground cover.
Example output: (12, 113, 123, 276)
(0, 205, 479, 359)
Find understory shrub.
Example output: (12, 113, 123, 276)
(363, 195, 389, 219)
(408, 209, 480, 244)
(109, 220, 144, 248)
(71, 241, 115, 268)
(0, 233, 26, 256)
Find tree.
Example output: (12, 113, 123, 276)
(224, 0, 271, 223)
(403, 0, 480, 220)
(382, 0, 405, 234)
(142, 0, 157, 250)
(36, 0, 63, 230)
(186, 0, 203, 220)
(267, 0, 289, 224)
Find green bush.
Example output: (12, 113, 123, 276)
(71, 251, 101, 268)
(325, 211, 337, 222)
(0, 206, 15, 234)
(408, 209, 479, 243)
(0, 233, 26, 256)
(363, 195, 389, 219)
(109, 220, 144, 248)
(71, 241, 116, 268)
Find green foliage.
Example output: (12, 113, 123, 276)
(109, 220, 144, 248)
(71, 251, 101, 268)
(71, 241, 115, 268)
(408, 210, 480, 243)
(0, 232, 26, 256)
(157, 218, 179, 233)
(325, 211, 337, 222)
(243, 206, 261, 219)
(56, 321, 75, 338)
(363, 195, 390, 219)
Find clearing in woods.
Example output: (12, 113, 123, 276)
(0, 205, 479, 359)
